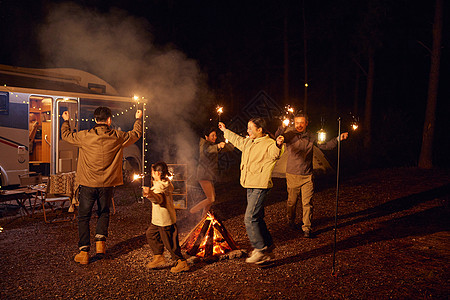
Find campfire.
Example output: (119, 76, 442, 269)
(181, 211, 239, 258)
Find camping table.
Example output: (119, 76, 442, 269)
(0, 187, 42, 216)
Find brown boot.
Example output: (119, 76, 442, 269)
(170, 259, 189, 273)
(146, 255, 167, 269)
(96, 241, 106, 254)
(74, 251, 89, 264)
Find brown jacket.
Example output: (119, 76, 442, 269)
(61, 119, 142, 187)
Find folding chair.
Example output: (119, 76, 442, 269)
(38, 172, 77, 223)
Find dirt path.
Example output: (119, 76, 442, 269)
(1, 167, 449, 299)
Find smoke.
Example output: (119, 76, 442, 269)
(38, 2, 212, 168)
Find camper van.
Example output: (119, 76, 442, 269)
(0, 65, 146, 187)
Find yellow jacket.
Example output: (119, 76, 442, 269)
(224, 129, 283, 189)
(61, 119, 142, 187)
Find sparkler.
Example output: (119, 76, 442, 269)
(350, 114, 359, 131)
(281, 104, 295, 127)
(132, 173, 145, 203)
(132, 173, 144, 182)
(216, 105, 223, 122)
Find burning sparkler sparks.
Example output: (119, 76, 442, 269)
(286, 105, 294, 114)
(216, 105, 223, 122)
(132, 173, 144, 182)
(168, 173, 174, 181)
(280, 104, 295, 127)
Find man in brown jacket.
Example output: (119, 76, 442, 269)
(61, 106, 142, 264)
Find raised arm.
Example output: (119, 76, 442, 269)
(61, 111, 82, 146)
(122, 110, 143, 147)
(219, 122, 247, 151)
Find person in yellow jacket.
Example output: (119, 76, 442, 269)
(61, 107, 142, 264)
(219, 118, 284, 264)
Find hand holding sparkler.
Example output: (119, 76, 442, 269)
(142, 186, 164, 205)
(62, 111, 70, 121)
(135, 109, 143, 119)
(339, 132, 349, 141)
(276, 135, 284, 146)
(142, 186, 150, 198)
(218, 122, 226, 131)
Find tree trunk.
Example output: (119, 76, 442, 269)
(418, 0, 443, 169)
(284, 15, 289, 103)
(363, 46, 375, 153)
(354, 66, 360, 115)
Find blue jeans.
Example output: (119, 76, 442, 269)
(78, 186, 114, 250)
(245, 188, 273, 250)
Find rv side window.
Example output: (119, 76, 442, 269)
(0, 92, 8, 115)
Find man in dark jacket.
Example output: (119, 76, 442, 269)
(62, 106, 142, 264)
(275, 113, 347, 238)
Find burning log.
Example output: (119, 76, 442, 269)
(181, 210, 239, 258)
(187, 219, 211, 256)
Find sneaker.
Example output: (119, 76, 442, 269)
(146, 255, 167, 269)
(266, 245, 276, 259)
(170, 259, 189, 273)
(74, 251, 89, 264)
(245, 249, 271, 264)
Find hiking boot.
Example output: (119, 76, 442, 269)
(245, 249, 271, 264)
(74, 251, 89, 264)
(96, 241, 106, 254)
(170, 259, 189, 273)
(146, 255, 167, 269)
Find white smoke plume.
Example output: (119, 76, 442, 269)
(38, 2, 212, 168)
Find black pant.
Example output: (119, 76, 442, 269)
(78, 186, 114, 250)
(146, 223, 183, 261)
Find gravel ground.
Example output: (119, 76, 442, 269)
(1, 167, 449, 299)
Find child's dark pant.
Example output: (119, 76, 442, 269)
(146, 223, 184, 260)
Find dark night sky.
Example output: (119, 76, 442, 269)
(1, 0, 449, 166)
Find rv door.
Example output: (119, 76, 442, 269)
(52, 98, 80, 174)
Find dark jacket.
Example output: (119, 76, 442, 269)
(61, 119, 142, 187)
(196, 138, 234, 181)
(275, 127, 337, 175)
